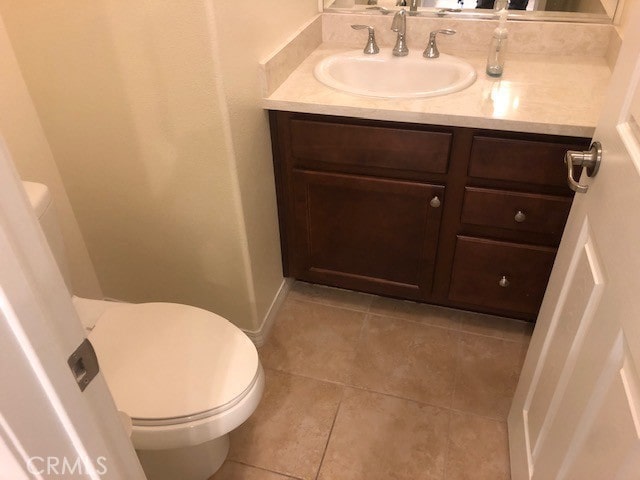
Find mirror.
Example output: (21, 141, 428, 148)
(324, 0, 615, 22)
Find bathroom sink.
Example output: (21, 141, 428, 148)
(314, 50, 476, 99)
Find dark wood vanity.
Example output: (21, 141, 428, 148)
(269, 111, 589, 321)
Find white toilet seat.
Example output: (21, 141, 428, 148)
(78, 298, 264, 450)
(132, 364, 264, 450)
(132, 362, 261, 427)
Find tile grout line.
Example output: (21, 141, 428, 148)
(385, 314, 532, 345)
(353, 311, 370, 359)
(442, 332, 464, 480)
(292, 293, 531, 345)
(288, 297, 372, 314)
(263, 367, 511, 425)
(441, 404, 454, 480)
(290, 282, 533, 344)
(313, 386, 346, 480)
(448, 330, 464, 413)
(446, 404, 510, 424)
(227, 460, 306, 480)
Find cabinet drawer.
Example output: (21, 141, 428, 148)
(468, 135, 585, 187)
(461, 187, 572, 239)
(448, 236, 556, 316)
(289, 119, 452, 174)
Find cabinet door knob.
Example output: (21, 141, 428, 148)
(498, 275, 510, 288)
(514, 210, 526, 223)
(430, 196, 441, 208)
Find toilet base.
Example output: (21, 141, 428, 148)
(136, 434, 229, 480)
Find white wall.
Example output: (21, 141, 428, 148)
(615, 0, 633, 31)
(0, 12, 101, 299)
(0, 0, 318, 330)
(208, 0, 320, 327)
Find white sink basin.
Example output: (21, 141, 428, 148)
(314, 50, 477, 99)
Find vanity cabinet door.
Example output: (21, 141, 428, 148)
(292, 170, 444, 300)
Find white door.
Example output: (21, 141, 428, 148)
(508, 3, 640, 479)
(0, 140, 146, 479)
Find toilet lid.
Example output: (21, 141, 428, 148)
(88, 302, 259, 422)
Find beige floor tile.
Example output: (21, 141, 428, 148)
(350, 315, 459, 408)
(228, 369, 343, 480)
(259, 299, 365, 383)
(210, 461, 299, 479)
(445, 412, 510, 480)
(452, 333, 528, 420)
(287, 281, 374, 312)
(456, 311, 534, 344)
(318, 388, 450, 480)
(369, 296, 460, 330)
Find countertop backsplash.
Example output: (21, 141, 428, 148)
(321, 12, 612, 56)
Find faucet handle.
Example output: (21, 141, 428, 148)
(423, 29, 456, 58)
(366, 6, 392, 14)
(436, 8, 461, 16)
(351, 25, 380, 55)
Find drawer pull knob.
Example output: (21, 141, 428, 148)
(514, 210, 526, 223)
(430, 196, 441, 208)
(498, 276, 510, 288)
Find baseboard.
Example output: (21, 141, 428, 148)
(243, 278, 292, 347)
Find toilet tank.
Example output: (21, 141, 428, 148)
(22, 181, 73, 291)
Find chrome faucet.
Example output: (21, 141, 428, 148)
(396, 0, 419, 11)
(423, 29, 456, 58)
(391, 9, 409, 57)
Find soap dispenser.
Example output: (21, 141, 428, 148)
(486, 2, 508, 77)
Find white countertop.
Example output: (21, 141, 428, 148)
(263, 44, 611, 137)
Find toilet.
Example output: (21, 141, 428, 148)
(23, 181, 265, 480)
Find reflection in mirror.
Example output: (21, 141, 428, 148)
(325, 0, 615, 21)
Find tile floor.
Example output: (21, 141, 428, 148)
(211, 282, 533, 480)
